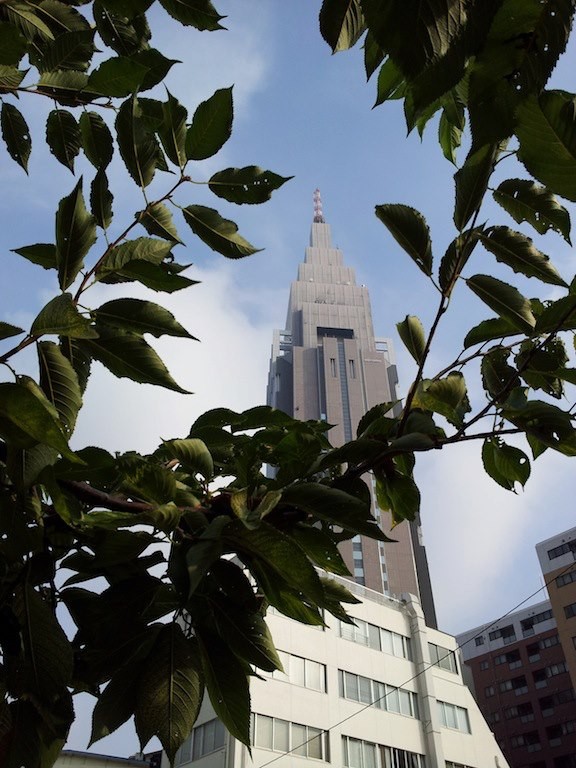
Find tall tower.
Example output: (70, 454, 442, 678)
(267, 190, 437, 627)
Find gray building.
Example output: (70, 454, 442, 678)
(267, 191, 436, 627)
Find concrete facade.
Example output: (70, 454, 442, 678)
(166, 578, 509, 768)
(266, 193, 436, 627)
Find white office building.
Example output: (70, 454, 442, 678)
(165, 577, 509, 768)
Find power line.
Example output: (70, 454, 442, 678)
(256, 558, 576, 768)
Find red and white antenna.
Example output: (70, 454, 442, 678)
(313, 188, 325, 223)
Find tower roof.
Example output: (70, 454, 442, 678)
(313, 188, 325, 223)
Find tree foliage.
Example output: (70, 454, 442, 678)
(1, 0, 576, 765)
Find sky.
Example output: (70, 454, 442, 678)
(2, 0, 576, 758)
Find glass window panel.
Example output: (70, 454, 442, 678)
(307, 727, 323, 759)
(381, 630, 393, 655)
(368, 623, 381, 650)
(363, 742, 377, 768)
(457, 707, 471, 733)
(192, 727, 203, 760)
(382, 745, 393, 768)
(291, 723, 307, 756)
(399, 689, 412, 716)
(446, 705, 458, 729)
(306, 660, 324, 691)
(341, 622, 356, 641)
(203, 720, 215, 753)
(256, 715, 273, 749)
(373, 681, 385, 709)
(355, 620, 369, 645)
(359, 676, 372, 704)
(180, 735, 192, 763)
(214, 720, 226, 749)
(274, 719, 289, 752)
(339, 670, 345, 698)
(348, 738, 363, 768)
(405, 637, 412, 660)
(392, 633, 404, 657)
(291, 655, 306, 686)
(346, 672, 359, 701)
(386, 685, 400, 713)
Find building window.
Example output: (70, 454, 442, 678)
(474, 636, 484, 646)
(489, 624, 516, 643)
(437, 701, 471, 733)
(485, 685, 495, 697)
(480, 660, 489, 671)
(265, 651, 327, 692)
(330, 357, 337, 377)
(556, 569, 576, 587)
(446, 763, 474, 768)
(342, 737, 425, 768)
(253, 714, 328, 760)
(338, 619, 412, 660)
(521, 609, 553, 636)
(510, 731, 541, 751)
(338, 670, 419, 718)
(348, 359, 356, 378)
(564, 601, 576, 618)
(494, 649, 521, 669)
(499, 675, 528, 696)
(548, 540, 576, 559)
(175, 718, 226, 765)
(428, 643, 458, 674)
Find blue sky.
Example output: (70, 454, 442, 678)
(2, 1, 576, 757)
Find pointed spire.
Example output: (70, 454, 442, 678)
(313, 188, 325, 223)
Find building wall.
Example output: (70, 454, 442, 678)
(537, 526, 576, 692)
(55, 753, 152, 768)
(457, 600, 576, 767)
(167, 580, 509, 768)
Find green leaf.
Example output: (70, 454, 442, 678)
(183, 205, 260, 259)
(96, 0, 153, 20)
(482, 439, 531, 491)
(87, 55, 150, 97)
(31, 293, 97, 339)
(162, 438, 213, 478)
(95, 298, 195, 339)
(319, 0, 365, 53)
(438, 227, 482, 297)
(0, 65, 27, 89)
(157, 91, 187, 167)
(373, 58, 404, 106)
(36, 70, 91, 106)
(111, 260, 197, 292)
(1, 102, 31, 172)
(375, 469, 420, 525)
(78, 329, 190, 393)
(375, 204, 432, 276)
(396, 315, 426, 364)
(138, 202, 181, 243)
(135, 48, 179, 91)
(0, 321, 23, 340)
(516, 91, 576, 202)
(97, 237, 173, 277)
(481, 347, 521, 403)
(196, 631, 250, 747)
(38, 28, 96, 72)
(454, 143, 497, 231)
(280, 483, 384, 541)
(412, 372, 471, 428)
(503, 400, 576, 454)
(209, 166, 292, 205)
(37, 342, 82, 436)
(438, 102, 464, 164)
(463, 317, 520, 348)
(12, 583, 74, 702)
(79, 111, 114, 169)
(12, 243, 57, 270)
(363, 30, 385, 81)
(535, 295, 576, 334)
(0, 381, 78, 461)
(46, 109, 81, 172)
(493, 179, 571, 244)
(116, 95, 159, 188)
(0, 22, 27, 65)
(135, 625, 203, 763)
(90, 168, 114, 229)
(90, 664, 139, 746)
(56, 179, 97, 290)
(466, 274, 536, 334)
(93, 4, 151, 56)
(479, 227, 567, 287)
(211, 600, 282, 673)
(158, 0, 224, 30)
(291, 524, 350, 576)
(185, 87, 233, 160)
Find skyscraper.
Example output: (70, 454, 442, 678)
(267, 191, 437, 628)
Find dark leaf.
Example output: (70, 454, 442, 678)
(31, 293, 97, 339)
(38, 28, 96, 72)
(396, 315, 426, 364)
(93, 4, 151, 56)
(375, 204, 432, 275)
(138, 202, 181, 243)
(158, 0, 225, 30)
(46, 109, 81, 172)
(319, 0, 365, 53)
(493, 179, 571, 244)
(115, 95, 159, 188)
(56, 178, 97, 290)
(12, 243, 57, 270)
(80, 111, 114, 169)
(87, 55, 150, 96)
(463, 317, 520, 348)
(412, 372, 471, 428)
(373, 57, 404, 106)
(158, 91, 187, 167)
(479, 227, 567, 287)
(183, 205, 260, 258)
(466, 274, 536, 333)
(37, 341, 82, 436)
(454, 143, 497, 231)
(208, 166, 292, 205)
(1, 103, 31, 172)
(185, 87, 233, 160)
(94, 298, 195, 339)
(438, 227, 482, 297)
(482, 439, 530, 491)
(90, 168, 114, 229)
(0, 322, 24, 340)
